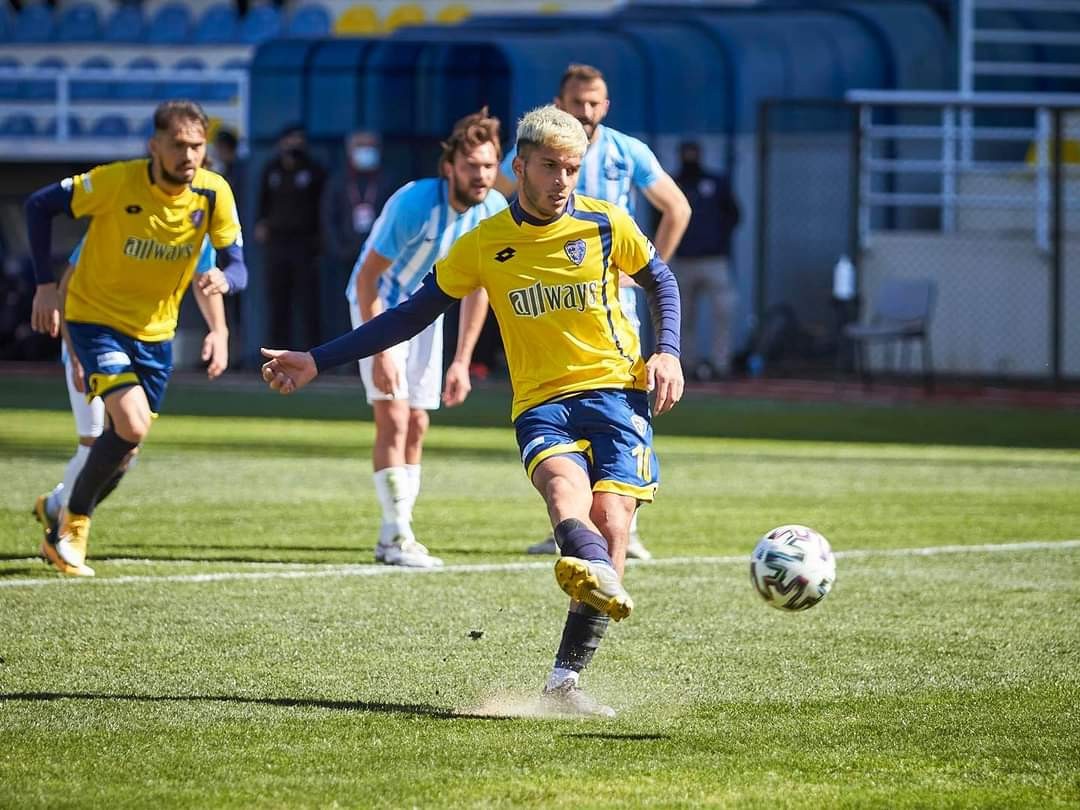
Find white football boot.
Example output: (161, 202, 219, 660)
(374, 523, 443, 568)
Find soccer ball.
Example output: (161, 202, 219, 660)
(750, 524, 836, 611)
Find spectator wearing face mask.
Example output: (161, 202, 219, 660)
(256, 124, 327, 349)
(320, 131, 385, 343)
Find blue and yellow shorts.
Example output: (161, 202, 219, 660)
(514, 388, 659, 502)
(66, 322, 173, 416)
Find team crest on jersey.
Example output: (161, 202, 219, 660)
(564, 239, 587, 266)
(190, 209, 205, 227)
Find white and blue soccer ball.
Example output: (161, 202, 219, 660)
(750, 524, 836, 611)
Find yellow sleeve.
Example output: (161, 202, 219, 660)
(207, 173, 242, 249)
(610, 206, 657, 275)
(68, 162, 124, 218)
(433, 228, 481, 299)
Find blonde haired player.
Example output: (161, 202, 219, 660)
(262, 105, 683, 716)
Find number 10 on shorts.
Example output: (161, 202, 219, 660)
(631, 445, 653, 481)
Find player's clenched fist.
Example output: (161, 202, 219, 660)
(260, 348, 318, 395)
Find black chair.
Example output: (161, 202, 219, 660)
(843, 277, 936, 391)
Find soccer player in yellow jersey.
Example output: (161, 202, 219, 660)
(261, 105, 683, 717)
(25, 100, 247, 577)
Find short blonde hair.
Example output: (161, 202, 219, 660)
(515, 105, 588, 159)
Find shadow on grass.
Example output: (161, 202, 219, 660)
(0, 691, 516, 721)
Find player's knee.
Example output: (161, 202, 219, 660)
(408, 409, 429, 437)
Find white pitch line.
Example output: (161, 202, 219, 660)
(1, 539, 1078, 590)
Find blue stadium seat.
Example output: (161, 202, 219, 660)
(0, 56, 19, 99)
(13, 4, 54, 42)
(146, 2, 192, 44)
(238, 4, 281, 44)
(24, 55, 65, 101)
(193, 3, 238, 44)
(71, 55, 113, 100)
(55, 2, 101, 42)
(287, 4, 331, 37)
(0, 114, 36, 136)
(136, 116, 155, 138)
(103, 4, 144, 43)
(90, 115, 130, 137)
(203, 56, 247, 101)
(115, 56, 160, 100)
(167, 56, 207, 100)
(43, 114, 85, 138)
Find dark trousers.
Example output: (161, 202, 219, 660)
(266, 239, 320, 349)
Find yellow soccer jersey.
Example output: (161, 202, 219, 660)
(435, 194, 652, 420)
(64, 159, 242, 341)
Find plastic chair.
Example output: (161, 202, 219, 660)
(55, 2, 101, 42)
(166, 56, 207, 100)
(103, 4, 144, 43)
(193, 3, 238, 44)
(0, 113, 36, 135)
(146, 2, 191, 44)
(43, 114, 85, 137)
(288, 3, 331, 37)
(0, 56, 20, 99)
(115, 56, 160, 100)
(23, 55, 64, 100)
(383, 3, 425, 32)
(71, 55, 113, 100)
(203, 56, 247, 101)
(238, 4, 281, 43)
(334, 4, 378, 35)
(842, 277, 936, 391)
(13, 3, 53, 42)
(435, 4, 470, 24)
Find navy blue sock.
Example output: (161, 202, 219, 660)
(554, 518, 613, 567)
(554, 604, 610, 672)
(67, 428, 139, 516)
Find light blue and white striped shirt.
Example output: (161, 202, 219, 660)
(346, 178, 508, 309)
(501, 124, 662, 216)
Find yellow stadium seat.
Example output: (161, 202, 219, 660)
(538, 2, 564, 13)
(335, 4, 379, 35)
(383, 3, 426, 32)
(435, 4, 470, 24)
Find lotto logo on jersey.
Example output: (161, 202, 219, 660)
(508, 280, 599, 318)
(122, 237, 196, 262)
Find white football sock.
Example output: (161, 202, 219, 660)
(629, 509, 640, 538)
(373, 466, 411, 536)
(47, 444, 92, 519)
(404, 463, 421, 521)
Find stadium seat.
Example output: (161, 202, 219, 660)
(13, 3, 54, 42)
(23, 55, 64, 101)
(0, 113, 36, 136)
(203, 56, 247, 101)
(103, 4, 145, 43)
(0, 56, 19, 100)
(146, 3, 192, 45)
(71, 55, 113, 100)
(55, 2, 101, 42)
(136, 116, 155, 138)
(167, 57, 207, 100)
(43, 114, 85, 138)
(115, 56, 160, 100)
(287, 4, 331, 37)
(90, 115, 130, 137)
(193, 3, 238, 44)
(435, 4, 470, 24)
(238, 4, 282, 44)
(383, 3, 425, 32)
(334, 4, 378, 35)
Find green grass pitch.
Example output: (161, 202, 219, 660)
(1, 373, 1078, 808)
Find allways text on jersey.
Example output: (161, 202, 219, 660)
(123, 237, 196, 262)
(508, 280, 600, 318)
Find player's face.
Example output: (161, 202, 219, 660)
(514, 145, 582, 220)
(446, 140, 499, 211)
(149, 118, 207, 190)
(556, 78, 609, 142)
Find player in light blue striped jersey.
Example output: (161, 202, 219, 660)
(498, 63, 691, 561)
(346, 108, 507, 567)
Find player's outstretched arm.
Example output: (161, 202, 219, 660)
(261, 349, 316, 395)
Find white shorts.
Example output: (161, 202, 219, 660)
(64, 350, 105, 439)
(349, 301, 444, 410)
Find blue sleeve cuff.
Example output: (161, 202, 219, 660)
(216, 242, 248, 294)
(310, 272, 457, 372)
(631, 257, 681, 357)
(25, 182, 74, 285)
